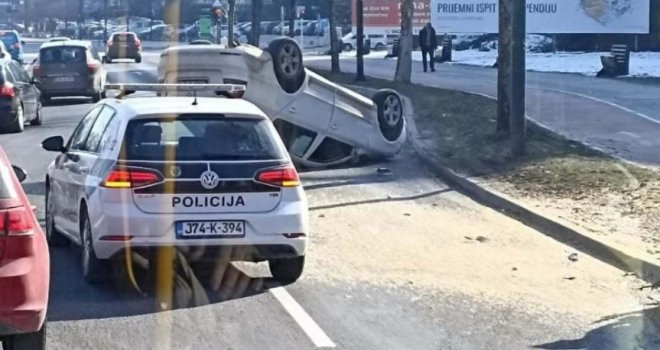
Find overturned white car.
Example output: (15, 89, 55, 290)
(157, 38, 406, 168)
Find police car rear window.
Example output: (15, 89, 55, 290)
(120, 115, 286, 161)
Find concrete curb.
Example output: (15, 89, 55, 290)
(347, 82, 660, 285)
(404, 95, 660, 285)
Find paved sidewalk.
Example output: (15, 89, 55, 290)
(306, 58, 660, 168)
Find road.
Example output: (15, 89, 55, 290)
(306, 55, 660, 168)
(3, 47, 657, 349)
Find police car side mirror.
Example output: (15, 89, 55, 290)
(42, 136, 66, 153)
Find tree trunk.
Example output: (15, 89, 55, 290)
(228, 0, 236, 46)
(496, 0, 512, 135)
(329, 0, 340, 73)
(355, 0, 365, 80)
(288, 0, 296, 38)
(250, 0, 263, 46)
(510, 0, 526, 156)
(394, 0, 413, 83)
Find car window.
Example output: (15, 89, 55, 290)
(40, 46, 86, 64)
(8, 61, 28, 83)
(121, 115, 287, 161)
(0, 163, 16, 199)
(2, 64, 15, 84)
(68, 105, 103, 151)
(84, 107, 116, 153)
(0, 31, 17, 48)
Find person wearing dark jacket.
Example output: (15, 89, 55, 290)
(419, 23, 438, 72)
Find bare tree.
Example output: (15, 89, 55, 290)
(228, 0, 236, 46)
(329, 0, 340, 73)
(250, 0, 263, 46)
(394, 0, 413, 82)
(496, 0, 512, 135)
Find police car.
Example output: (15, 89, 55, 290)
(41, 83, 309, 284)
(158, 38, 406, 168)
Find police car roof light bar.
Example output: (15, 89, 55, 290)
(105, 83, 247, 98)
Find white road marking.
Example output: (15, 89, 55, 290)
(549, 88, 660, 126)
(618, 131, 640, 139)
(269, 286, 336, 348)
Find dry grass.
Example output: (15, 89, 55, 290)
(315, 70, 660, 225)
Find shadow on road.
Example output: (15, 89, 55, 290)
(22, 181, 45, 196)
(48, 245, 276, 322)
(45, 98, 93, 107)
(533, 305, 660, 349)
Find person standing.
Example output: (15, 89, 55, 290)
(419, 22, 437, 72)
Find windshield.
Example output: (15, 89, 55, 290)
(2, 1, 659, 350)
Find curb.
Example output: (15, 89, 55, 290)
(402, 94, 660, 285)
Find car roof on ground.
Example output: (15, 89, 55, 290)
(105, 97, 267, 119)
(39, 40, 93, 49)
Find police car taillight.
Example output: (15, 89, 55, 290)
(255, 166, 300, 187)
(102, 167, 162, 189)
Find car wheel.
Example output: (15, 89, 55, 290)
(80, 210, 110, 284)
(6, 103, 25, 133)
(269, 256, 305, 284)
(135, 55, 142, 63)
(45, 185, 67, 246)
(30, 100, 43, 126)
(342, 43, 353, 52)
(105, 56, 112, 64)
(2, 320, 46, 350)
(40, 95, 51, 106)
(373, 90, 405, 142)
(267, 38, 306, 94)
(375, 43, 386, 51)
(91, 90, 102, 103)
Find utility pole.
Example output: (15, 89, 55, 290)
(510, 0, 526, 156)
(356, 0, 365, 81)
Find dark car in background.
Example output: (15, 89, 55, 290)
(104, 32, 142, 63)
(32, 40, 106, 104)
(0, 31, 24, 64)
(0, 58, 41, 133)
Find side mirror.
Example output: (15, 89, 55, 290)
(20, 40, 25, 46)
(12, 165, 27, 183)
(42, 136, 66, 153)
(31, 58, 36, 64)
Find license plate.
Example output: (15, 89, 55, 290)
(54, 76, 74, 82)
(176, 220, 245, 238)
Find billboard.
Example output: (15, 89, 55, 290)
(351, 0, 432, 33)
(430, 0, 650, 34)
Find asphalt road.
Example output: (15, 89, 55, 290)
(306, 55, 660, 168)
(2, 48, 657, 350)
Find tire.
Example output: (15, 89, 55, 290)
(80, 210, 110, 284)
(2, 321, 46, 350)
(375, 43, 386, 51)
(5, 103, 25, 133)
(101, 89, 107, 99)
(135, 55, 142, 63)
(342, 43, 353, 52)
(30, 99, 43, 126)
(267, 38, 306, 94)
(105, 56, 112, 64)
(45, 184, 67, 246)
(372, 90, 405, 142)
(91, 90, 102, 103)
(269, 256, 305, 284)
(40, 95, 51, 106)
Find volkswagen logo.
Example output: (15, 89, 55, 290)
(169, 165, 182, 178)
(200, 170, 220, 190)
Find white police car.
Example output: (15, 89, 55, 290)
(42, 83, 309, 284)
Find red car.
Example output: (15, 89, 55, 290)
(0, 147, 49, 349)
